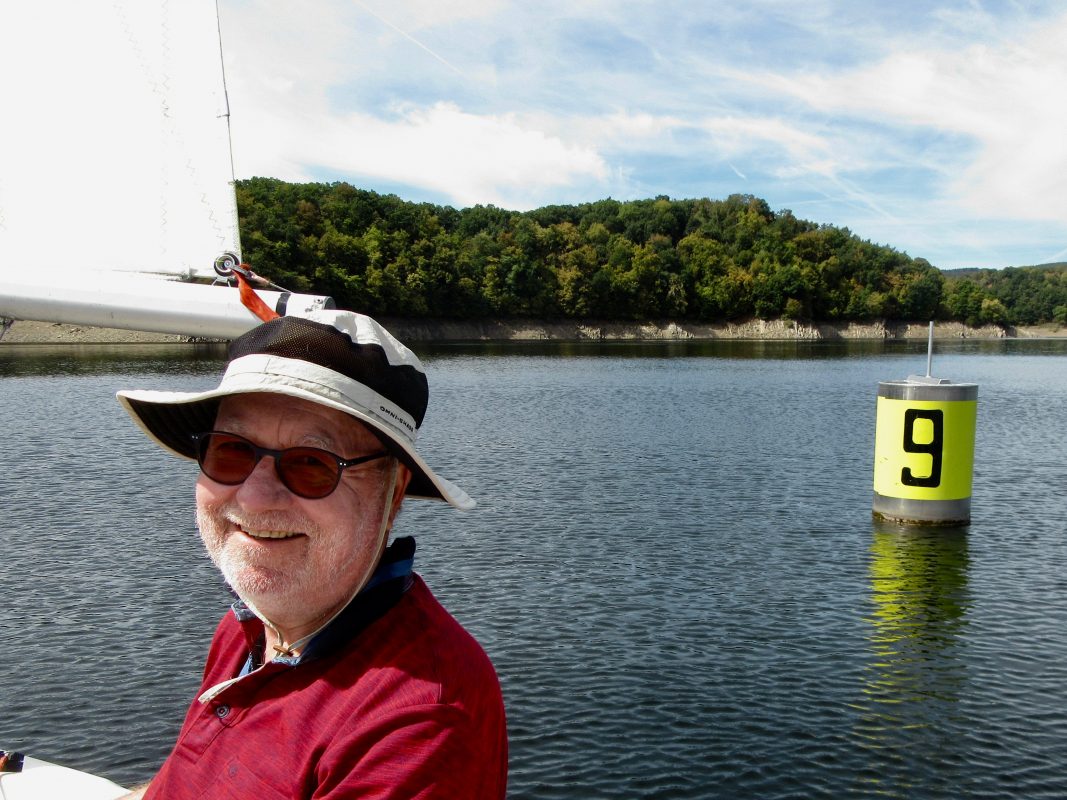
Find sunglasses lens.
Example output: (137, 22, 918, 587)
(199, 433, 257, 484)
(277, 449, 341, 498)
(196, 433, 345, 498)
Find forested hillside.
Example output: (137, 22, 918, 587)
(941, 263, 1067, 326)
(236, 178, 1066, 326)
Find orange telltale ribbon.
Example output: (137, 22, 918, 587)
(233, 265, 281, 323)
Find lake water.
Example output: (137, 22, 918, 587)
(2, 338, 1066, 799)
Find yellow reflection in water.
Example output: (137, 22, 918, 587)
(852, 520, 971, 795)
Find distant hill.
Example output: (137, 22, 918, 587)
(234, 178, 1067, 327)
(942, 262, 1067, 275)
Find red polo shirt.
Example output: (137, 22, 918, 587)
(145, 571, 507, 799)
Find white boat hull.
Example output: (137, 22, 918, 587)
(0, 754, 127, 800)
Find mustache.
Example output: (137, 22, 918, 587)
(197, 501, 324, 538)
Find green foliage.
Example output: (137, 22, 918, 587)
(940, 265, 1067, 326)
(233, 178, 1060, 325)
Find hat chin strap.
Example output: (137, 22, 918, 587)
(251, 460, 400, 659)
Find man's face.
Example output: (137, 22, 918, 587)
(195, 392, 409, 637)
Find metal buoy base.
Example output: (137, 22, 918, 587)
(872, 492, 970, 526)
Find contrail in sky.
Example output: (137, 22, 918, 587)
(351, 1, 467, 78)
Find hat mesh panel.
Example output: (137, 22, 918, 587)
(230, 317, 428, 427)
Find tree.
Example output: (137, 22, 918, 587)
(942, 281, 987, 326)
(895, 262, 943, 319)
(979, 297, 1008, 326)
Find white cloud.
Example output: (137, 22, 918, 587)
(236, 101, 607, 208)
(698, 116, 831, 171)
(738, 12, 1067, 222)
(222, 0, 610, 207)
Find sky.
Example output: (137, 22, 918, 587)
(212, 0, 1067, 271)
(3, 0, 1065, 276)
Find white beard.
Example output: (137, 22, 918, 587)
(195, 499, 386, 632)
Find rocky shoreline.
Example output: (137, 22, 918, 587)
(379, 318, 1067, 341)
(2, 317, 1064, 344)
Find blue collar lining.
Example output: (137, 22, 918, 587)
(235, 536, 416, 674)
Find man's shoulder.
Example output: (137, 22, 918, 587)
(374, 575, 496, 678)
(194, 575, 506, 791)
(329, 574, 498, 711)
(205, 573, 501, 711)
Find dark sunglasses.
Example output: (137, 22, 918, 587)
(192, 431, 388, 499)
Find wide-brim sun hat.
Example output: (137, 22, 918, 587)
(116, 309, 474, 510)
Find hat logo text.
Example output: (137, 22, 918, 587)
(379, 404, 414, 434)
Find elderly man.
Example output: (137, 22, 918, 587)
(116, 310, 507, 799)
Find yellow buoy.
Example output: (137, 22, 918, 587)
(872, 324, 978, 525)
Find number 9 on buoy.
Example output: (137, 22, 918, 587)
(873, 381, 978, 525)
(872, 324, 978, 525)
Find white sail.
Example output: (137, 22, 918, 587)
(0, 3, 335, 792)
(0, 0, 330, 336)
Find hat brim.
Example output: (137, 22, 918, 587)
(117, 382, 475, 511)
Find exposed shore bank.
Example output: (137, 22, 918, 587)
(379, 318, 1067, 342)
(2, 317, 1064, 344)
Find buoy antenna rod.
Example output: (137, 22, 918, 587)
(908, 321, 949, 385)
(926, 321, 934, 378)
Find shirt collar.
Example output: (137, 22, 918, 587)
(232, 536, 416, 668)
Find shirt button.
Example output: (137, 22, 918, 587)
(216, 704, 230, 719)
